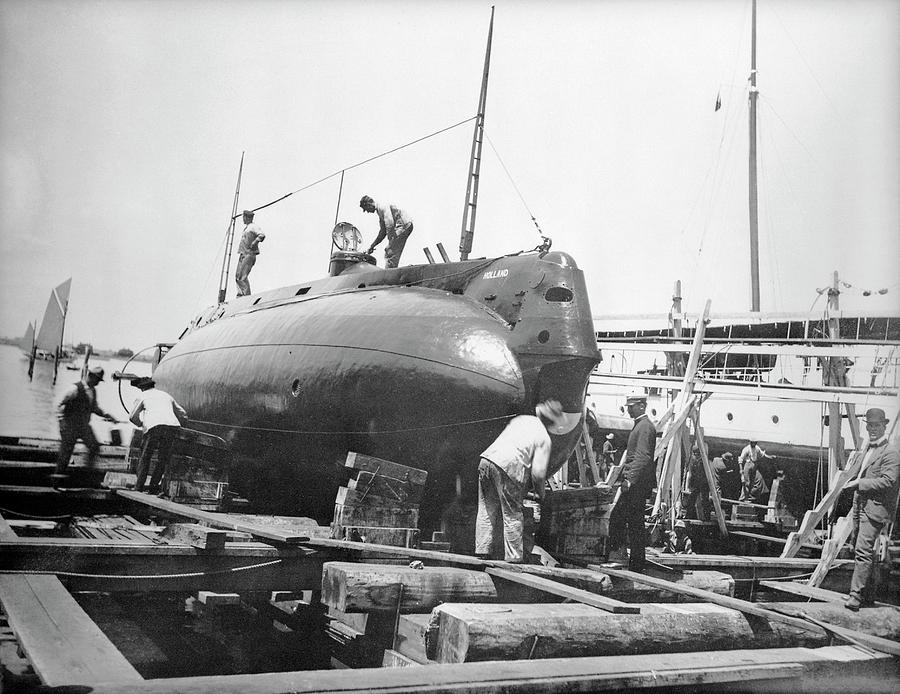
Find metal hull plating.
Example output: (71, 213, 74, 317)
(155, 251, 600, 526)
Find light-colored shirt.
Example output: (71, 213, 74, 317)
(129, 388, 188, 432)
(480, 415, 551, 487)
(373, 201, 413, 243)
(238, 223, 265, 255)
(739, 443, 767, 465)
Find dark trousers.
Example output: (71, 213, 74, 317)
(849, 505, 885, 602)
(135, 425, 178, 492)
(609, 484, 650, 571)
(56, 419, 100, 473)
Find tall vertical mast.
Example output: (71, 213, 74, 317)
(459, 6, 494, 261)
(218, 152, 245, 304)
(748, 0, 761, 311)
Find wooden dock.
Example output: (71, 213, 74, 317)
(1, 452, 897, 692)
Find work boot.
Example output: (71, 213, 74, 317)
(845, 594, 861, 612)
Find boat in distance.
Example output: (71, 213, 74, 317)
(152, 247, 600, 529)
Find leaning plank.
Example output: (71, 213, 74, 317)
(80, 646, 899, 694)
(485, 566, 639, 614)
(0, 513, 17, 541)
(344, 452, 428, 487)
(0, 574, 142, 686)
(429, 600, 900, 663)
(303, 537, 485, 567)
(116, 489, 308, 543)
(590, 564, 900, 657)
(760, 580, 897, 610)
(322, 561, 496, 613)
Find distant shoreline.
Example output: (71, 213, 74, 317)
(0, 337, 154, 362)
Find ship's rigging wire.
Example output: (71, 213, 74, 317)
(239, 115, 478, 218)
(484, 134, 545, 241)
(0, 559, 283, 581)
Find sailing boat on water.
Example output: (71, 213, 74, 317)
(22, 278, 74, 382)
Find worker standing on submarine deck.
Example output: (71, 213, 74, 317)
(359, 195, 413, 268)
(475, 400, 565, 563)
(234, 210, 265, 296)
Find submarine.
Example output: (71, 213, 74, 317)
(151, 231, 601, 531)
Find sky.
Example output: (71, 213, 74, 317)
(1, 0, 898, 352)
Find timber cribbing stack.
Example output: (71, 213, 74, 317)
(1, 489, 898, 691)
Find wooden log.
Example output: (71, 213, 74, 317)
(429, 600, 900, 663)
(321, 561, 496, 613)
(197, 591, 241, 607)
(344, 452, 428, 487)
(592, 564, 900, 657)
(0, 574, 142, 686)
(161, 523, 228, 550)
(603, 569, 735, 601)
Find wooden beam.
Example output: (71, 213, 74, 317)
(760, 580, 896, 609)
(81, 646, 898, 694)
(692, 409, 728, 537)
(0, 574, 142, 686)
(116, 490, 310, 543)
(589, 564, 900, 657)
(322, 561, 496, 613)
(303, 537, 486, 567)
(344, 452, 428, 487)
(161, 523, 228, 550)
(0, 513, 17, 541)
(485, 566, 638, 613)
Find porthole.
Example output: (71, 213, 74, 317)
(290, 379, 302, 398)
(726, 412, 734, 421)
(545, 286, 574, 303)
(772, 415, 779, 424)
(538, 330, 550, 344)
(651, 408, 657, 416)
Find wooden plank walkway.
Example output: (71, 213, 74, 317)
(485, 566, 639, 614)
(81, 646, 897, 693)
(0, 573, 142, 686)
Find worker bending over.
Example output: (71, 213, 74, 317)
(359, 195, 413, 268)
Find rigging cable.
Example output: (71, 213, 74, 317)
(484, 134, 546, 243)
(241, 115, 478, 218)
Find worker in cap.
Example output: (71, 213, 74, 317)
(843, 407, 899, 611)
(601, 391, 656, 571)
(55, 364, 119, 477)
(664, 519, 693, 554)
(475, 400, 565, 563)
(129, 377, 189, 496)
(712, 450, 740, 502)
(235, 209, 265, 297)
(738, 439, 775, 502)
(601, 432, 617, 478)
(359, 195, 414, 268)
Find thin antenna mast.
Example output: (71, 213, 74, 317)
(459, 6, 494, 261)
(218, 152, 245, 304)
(748, 0, 760, 311)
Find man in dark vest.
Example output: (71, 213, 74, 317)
(55, 366, 118, 476)
(603, 394, 657, 572)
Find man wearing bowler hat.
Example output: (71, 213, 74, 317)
(55, 366, 119, 476)
(235, 209, 265, 296)
(843, 407, 899, 611)
(602, 393, 657, 571)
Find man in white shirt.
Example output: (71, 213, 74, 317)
(235, 209, 266, 296)
(474, 400, 564, 563)
(359, 195, 413, 268)
(129, 377, 189, 495)
(738, 439, 775, 502)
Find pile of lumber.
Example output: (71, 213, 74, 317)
(537, 485, 616, 561)
(331, 453, 427, 549)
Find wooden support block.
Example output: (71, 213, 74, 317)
(344, 452, 428, 487)
(332, 503, 419, 530)
(430, 600, 900, 663)
(602, 569, 735, 601)
(395, 613, 438, 664)
(197, 591, 241, 607)
(349, 471, 425, 506)
(161, 523, 228, 550)
(102, 471, 137, 489)
(339, 526, 419, 548)
(382, 648, 423, 667)
(322, 561, 497, 613)
(0, 574, 142, 686)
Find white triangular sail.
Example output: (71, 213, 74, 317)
(34, 278, 72, 352)
(19, 322, 35, 353)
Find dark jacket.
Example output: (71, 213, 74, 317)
(854, 439, 900, 524)
(623, 415, 657, 490)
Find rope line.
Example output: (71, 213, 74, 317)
(0, 559, 283, 581)
(0, 506, 71, 521)
(241, 116, 477, 217)
(186, 412, 516, 436)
